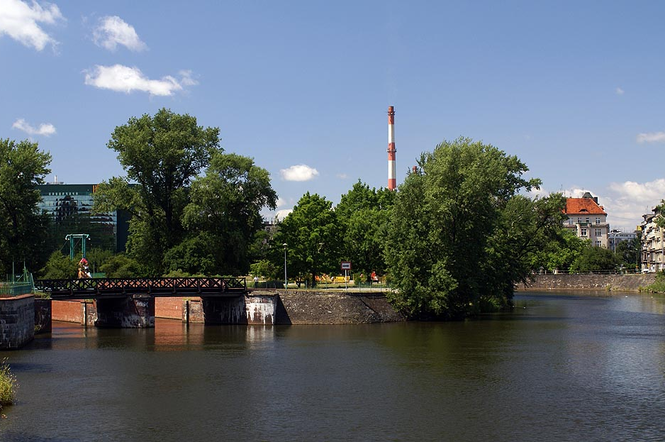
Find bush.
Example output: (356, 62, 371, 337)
(0, 359, 17, 409)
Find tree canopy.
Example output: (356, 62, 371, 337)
(385, 137, 566, 319)
(0, 139, 52, 276)
(270, 192, 342, 286)
(94, 109, 275, 276)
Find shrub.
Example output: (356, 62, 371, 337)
(0, 359, 17, 409)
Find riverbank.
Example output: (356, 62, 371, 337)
(517, 273, 657, 292)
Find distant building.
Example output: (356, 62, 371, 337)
(608, 229, 637, 253)
(640, 207, 664, 273)
(36, 182, 130, 252)
(563, 192, 609, 247)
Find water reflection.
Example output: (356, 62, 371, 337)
(1, 292, 665, 441)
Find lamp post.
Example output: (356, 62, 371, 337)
(283, 243, 288, 290)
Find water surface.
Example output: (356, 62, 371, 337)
(1, 292, 664, 441)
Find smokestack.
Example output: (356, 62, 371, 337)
(387, 106, 396, 190)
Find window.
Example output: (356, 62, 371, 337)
(595, 229, 602, 236)
(578, 218, 582, 223)
(595, 240, 602, 247)
(596, 218, 601, 224)
(581, 228, 587, 236)
(586, 217, 590, 223)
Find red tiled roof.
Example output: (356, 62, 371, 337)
(564, 198, 607, 216)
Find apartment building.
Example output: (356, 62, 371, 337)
(562, 192, 609, 248)
(640, 208, 665, 272)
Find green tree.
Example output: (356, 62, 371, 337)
(385, 137, 562, 319)
(570, 244, 620, 273)
(0, 139, 52, 276)
(336, 181, 395, 282)
(530, 229, 587, 272)
(615, 236, 641, 270)
(173, 152, 277, 275)
(93, 109, 221, 275)
(40, 251, 78, 279)
(271, 193, 342, 287)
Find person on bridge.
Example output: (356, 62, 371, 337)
(78, 258, 91, 279)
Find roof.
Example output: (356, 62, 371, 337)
(564, 197, 607, 216)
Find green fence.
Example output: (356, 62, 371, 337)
(0, 282, 34, 296)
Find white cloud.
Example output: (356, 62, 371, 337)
(178, 70, 198, 86)
(636, 132, 665, 144)
(336, 173, 348, 179)
(12, 118, 56, 136)
(280, 164, 319, 182)
(275, 197, 288, 208)
(616, 87, 624, 95)
(0, 0, 64, 51)
(275, 209, 293, 221)
(92, 15, 147, 52)
(84, 65, 197, 96)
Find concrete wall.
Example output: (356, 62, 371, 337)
(34, 298, 52, 334)
(275, 291, 405, 325)
(0, 295, 34, 349)
(519, 273, 658, 292)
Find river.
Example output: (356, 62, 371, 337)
(1, 291, 664, 441)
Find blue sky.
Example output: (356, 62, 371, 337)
(2, 0, 665, 230)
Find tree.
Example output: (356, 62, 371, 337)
(174, 152, 277, 275)
(570, 244, 620, 273)
(0, 139, 52, 276)
(385, 137, 563, 319)
(615, 236, 641, 270)
(93, 109, 221, 275)
(530, 229, 587, 272)
(271, 193, 342, 287)
(336, 181, 395, 282)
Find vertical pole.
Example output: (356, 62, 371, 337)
(69, 236, 75, 260)
(283, 243, 288, 290)
(82, 236, 87, 259)
(387, 106, 396, 190)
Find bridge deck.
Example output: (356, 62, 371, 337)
(35, 277, 246, 300)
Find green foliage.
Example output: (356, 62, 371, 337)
(250, 259, 278, 279)
(0, 359, 17, 409)
(271, 193, 342, 286)
(336, 181, 394, 281)
(85, 248, 114, 275)
(181, 152, 277, 275)
(385, 137, 562, 319)
(99, 254, 144, 278)
(0, 139, 52, 276)
(93, 108, 221, 275)
(41, 251, 78, 279)
(569, 244, 620, 273)
(644, 271, 665, 293)
(615, 236, 641, 269)
(530, 229, 587, 272)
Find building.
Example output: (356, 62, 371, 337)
(36, 182, 130, 252)
(608, 229, 637, 253)
(640, 208, 665, 273)
(563, 192, 609, 247)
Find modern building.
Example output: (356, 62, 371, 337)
(36, 181, 130, 252)
(640, 207, 665, 273)
(608, 229, 637, 253)
(562, 192, 609, 248)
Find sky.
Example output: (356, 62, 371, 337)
(2, 0, 665, 231)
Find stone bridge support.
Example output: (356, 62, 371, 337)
(200, 295, 276, 325)
(95, 295, 155, 328)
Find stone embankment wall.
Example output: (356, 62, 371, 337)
(274, 291, 405, 325)
(0, 295, 34, 349)
(518, 273, 658, 292)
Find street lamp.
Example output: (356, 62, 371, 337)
(283, 243, 288, 290)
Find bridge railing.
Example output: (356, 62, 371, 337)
(35, 276, 247, 296)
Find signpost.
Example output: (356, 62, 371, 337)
(341, 261, 351, 289)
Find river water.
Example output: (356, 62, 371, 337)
(1, 291, 665, 441)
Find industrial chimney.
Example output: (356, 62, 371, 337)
(387, 106, 396, 190)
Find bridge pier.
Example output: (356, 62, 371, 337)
(95, 295, 155, 328)
(201, 295, 276, 325)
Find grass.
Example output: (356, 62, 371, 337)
(0, 359, 17, 409)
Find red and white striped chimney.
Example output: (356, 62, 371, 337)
(387, 105, 396, 190)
